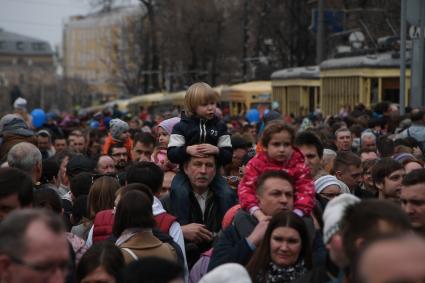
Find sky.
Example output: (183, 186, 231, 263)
(0, 0, 138, 50)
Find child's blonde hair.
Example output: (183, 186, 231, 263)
(184, 82, 219, 116)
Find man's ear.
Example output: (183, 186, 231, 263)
(355, 237, 365, 250)
(334, 170, 342, 180)
(375, 181, 384, 191)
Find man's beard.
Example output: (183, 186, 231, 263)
(116, 161, 127, 169)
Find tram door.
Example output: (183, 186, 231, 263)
(309, 88, 315, 113)
(382, 78, 400, 103)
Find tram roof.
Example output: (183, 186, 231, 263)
(129, 92, 164, 103)
(223, 81, 271, 93)
(271, 66, 319, 80)
(320, 52, 410, 70)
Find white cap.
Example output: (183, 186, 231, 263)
(199, 263, 252, 283)
(13, 97, 27, 110)
(323, 194, 360, 243)
(314, 175, 351, 194)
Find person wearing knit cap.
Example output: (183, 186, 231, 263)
(13, 97, 27, 111)
(102, 118, 133, 160)
(13, 97, 32, 128)
(109, 118, 130, 141)
(0, 114, 36, 161)
(159, 117, 181, 136)
(152, 117, 180, 172)
(315, 175, 350, 202)
(322, 194, 360, 269)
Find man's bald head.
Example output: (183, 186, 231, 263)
(96, 155, 116, 175)
(357, 235, 425, 283)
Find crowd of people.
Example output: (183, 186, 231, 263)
(0, 82, 424, 283)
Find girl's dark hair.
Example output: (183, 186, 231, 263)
(112, 190, 156, 237)
(88, 176, 120, 220)
(72, 195, 88, 224)
(119, 183, 154, 205)
(246, 212, 312, 281)
(76, 241, 124, 283)
(261, 120, 295, 147)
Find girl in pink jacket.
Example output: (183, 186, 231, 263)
(238, 121, 315, 221)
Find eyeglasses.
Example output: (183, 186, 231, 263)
(225, 176, 240, 183)
(320, 192, 341, 199)
(8, 254, 69, 276)
(91, 173, 120, 184)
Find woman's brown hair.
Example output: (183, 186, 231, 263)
(246, 212, 312, 281)
(112, 190, 156, 237)
(87, 176, 120, 220)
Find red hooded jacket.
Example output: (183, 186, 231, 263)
(238, 148, 315, 216)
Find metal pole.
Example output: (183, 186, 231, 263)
(419, 0, 425, 107)
(242, 0, 249, 81)
(400, 0, 407, 114)
(316, 0, 325, 64)
(411, 1, 425, 107)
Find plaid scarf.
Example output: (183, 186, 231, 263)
(258, 260, 307, 283)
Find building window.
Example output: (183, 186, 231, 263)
(32, 42, 45, 51)
(16, 42, 24, 51)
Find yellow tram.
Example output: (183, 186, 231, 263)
(220, 81, 271, 116)
(320, 53, 411, 115)
(127, 92, 165, 114)
(271, 66, 320, 116)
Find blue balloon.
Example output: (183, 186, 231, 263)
(246, 109, 260, 123)
(31, 108, 46, 128)
(90, 120, 99, 129)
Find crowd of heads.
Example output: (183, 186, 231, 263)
(0, 92, 424, 283)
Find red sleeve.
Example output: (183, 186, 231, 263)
(237, 157, 262, 211)
(292, 162, 315, 215)
(102, 135, 113, 155)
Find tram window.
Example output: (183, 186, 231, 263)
(370, 78, 379, 104)
(383, 89, 399, 103)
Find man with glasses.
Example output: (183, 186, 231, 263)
(334, 151, 374, 199)
(0, 209, 70, 283)
(372, 157, 405, 203)
(314, 175, 350, 203)
(108, 142, 129, 172)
